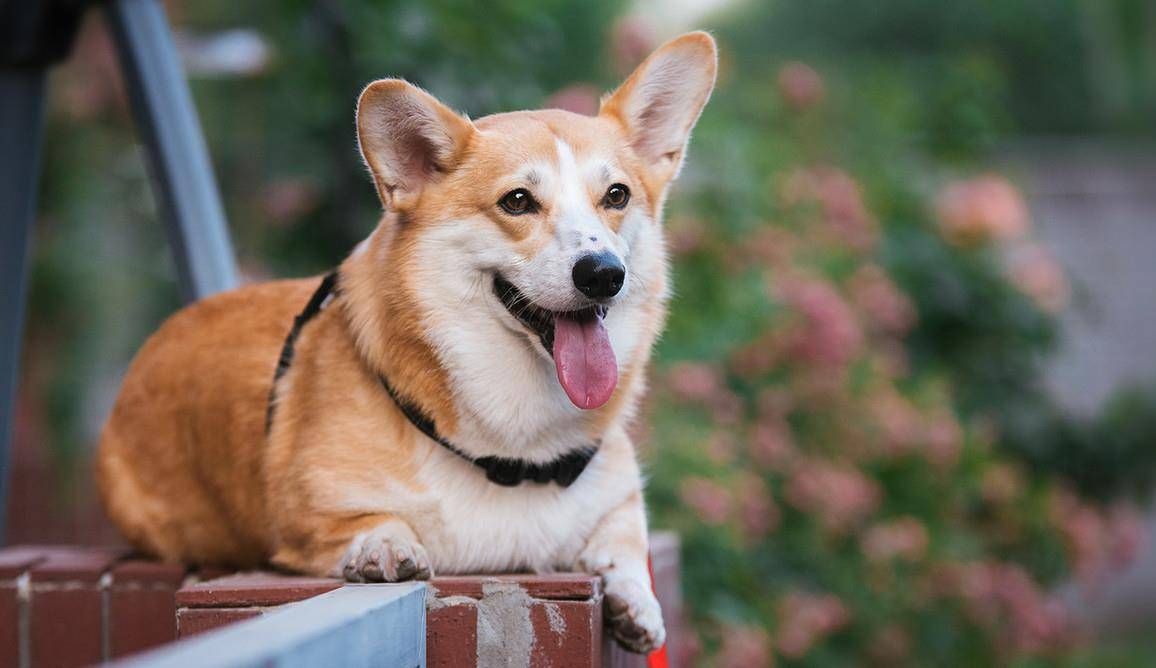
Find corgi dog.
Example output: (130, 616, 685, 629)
(96, 31, 716, 652)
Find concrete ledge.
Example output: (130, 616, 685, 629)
(118, 583, 426, 668)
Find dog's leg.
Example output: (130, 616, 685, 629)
(577, 491, 666, 653)
(272, 514, 432, 583)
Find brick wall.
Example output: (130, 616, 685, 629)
(0, 547, 188, 667)
(0, 534, 688, 667)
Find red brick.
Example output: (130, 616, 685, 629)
(177, 607, 263, 637)
(427, 603, 478, 667)
(112, 559, 187, 586)
(24, 547, 124, 667)
(27, 546, 125, 583)
(0, 545, 48, 577)
(110, 588, 178, 658)
(432, 573, 600, 600)
(0, 547, 45, 667)
(107, 560, 187, 659)
(175, 571, 341, 608)
(0, 583, 21, 668)
(192, 566, 236, 582)
(29, 587, 104, 668)
(530, 599, 602, 667)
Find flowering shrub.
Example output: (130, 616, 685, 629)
(628, 14, 1148, 664)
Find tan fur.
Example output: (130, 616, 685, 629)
(97, 31, 716, 652)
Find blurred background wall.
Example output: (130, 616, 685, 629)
(8, 0, 1156, 664)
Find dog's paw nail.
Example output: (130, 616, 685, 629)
(395, 558, 417, 580)
(362, 562, 384, 582)
(339, 522, 432, 584)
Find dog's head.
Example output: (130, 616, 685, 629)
(353, 32, 716, 417)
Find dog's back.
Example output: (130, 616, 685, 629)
(96, 279, 315, 566)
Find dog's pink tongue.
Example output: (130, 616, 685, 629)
(553, 312, 617, 410)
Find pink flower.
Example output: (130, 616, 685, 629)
(847, 264, 916, 336)
(610, 16, 657, 75)
(935, 175, 1030, 247)
(729, 338, 779, 380)
(55, 19, 128, 121)
(744, 226, 796, 267)
(1052, 491, 1148, 586)
(780, 167, 877, 252)
(730, 327, 796, 381)
(666, 362, 722, 403)
(1050, 490, 1110, 585)
(750, 418, 798, 471)
(710, 390, 745, 426)
(737, 473, 780, 539)
(937, 560, 1072, 653)
(667, 216, 707, 256)
(706, 431, 738, 465)
(1107, 503, 1146, 570)
(785, 459, 881, 532)
(924, 411, 963, 470)
(680, 477, 731, 525)
(777, 277, 864, 369)
(542, 84, 600, 116)
(776, 592, 851, 659)
(1007, 244, 1069, 313)
(718, 625, 774, 668)
(867, 390, 922, 457)
(777, 61, 825, 111)
(259, 178, 320, 224)
(861, 516, 930, 562)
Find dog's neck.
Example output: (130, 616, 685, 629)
(339, 221, 462, 439)
(338, 220, 630, 463)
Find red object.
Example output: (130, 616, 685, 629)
(647, 555, 670, 668)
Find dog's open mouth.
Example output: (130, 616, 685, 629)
(493, 274, 618, 410)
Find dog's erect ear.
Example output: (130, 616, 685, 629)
(601, 31, 717, 185)
(356, 79, 475, 209)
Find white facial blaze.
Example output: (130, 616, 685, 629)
(553, 139, 617, 256)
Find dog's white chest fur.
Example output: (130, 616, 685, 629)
(410, 450, 635, 574)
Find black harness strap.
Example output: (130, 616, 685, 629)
(266, 271, 598, 488)
(377, 374, 598, 487)
(265, 270, 339, 433)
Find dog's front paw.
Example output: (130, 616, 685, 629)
(603, 572, 666, 653)
(339, 520, 433, 583)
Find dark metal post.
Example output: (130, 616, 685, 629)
(0, 69, 48, 544)
(105, 0, 238, 301)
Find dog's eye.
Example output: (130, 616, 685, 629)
(498, 189, 538, 215)
(603, 184, 630, 209)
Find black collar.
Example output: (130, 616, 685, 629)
(267, 271, 599, 488)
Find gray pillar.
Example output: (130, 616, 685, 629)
(0, 68, 47, 545)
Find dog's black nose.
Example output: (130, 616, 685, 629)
(572, 252, 625, 300)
